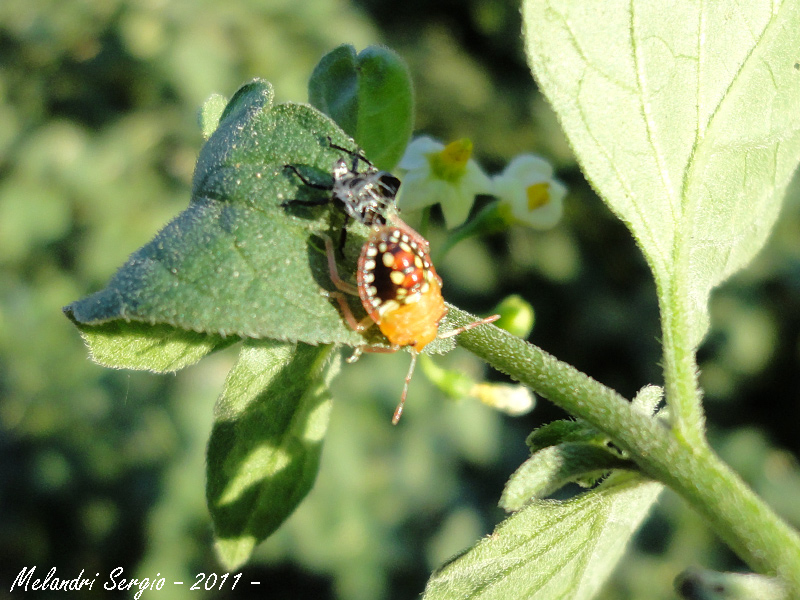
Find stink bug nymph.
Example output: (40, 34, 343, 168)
(322, 216, 499, 424)
(285, 141, 497, 423)
(283, 140, 400, 229)
(357, 222, 445, 351)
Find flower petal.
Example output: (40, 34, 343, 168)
(398, 136, 443, 170)
(492, 154, 566, 229)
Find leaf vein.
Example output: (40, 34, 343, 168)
(630, 0, 681, 223)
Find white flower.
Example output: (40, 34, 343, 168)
(397, 136, 492, 228)
(470, 383, 536, 416)
(492, 154, 566, 229)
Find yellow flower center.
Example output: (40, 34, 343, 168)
(428, 138, 472, 183)
(526, 182, 551, 211)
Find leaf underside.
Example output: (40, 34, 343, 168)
(524, 1, 800, 347)
(208, 340, 340, 568)
(424, 475, 662, 599)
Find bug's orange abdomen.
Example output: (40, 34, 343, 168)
(376, 275, 446, 350)
(357, 223, 448, 350)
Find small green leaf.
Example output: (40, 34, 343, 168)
(207, 340, 339, 569)
(424, 474, 662, 600)
(309, 44, 414, 170)
(64, 78, 385, 348)
(500, 443, 635, 511)
(66, 318, 233, 373)
(308, 46, 359, 137)
(198, 93, 228, 139)
(523, 1, 800, 348)
(632, 384, 664, 416)
(526, 419, 607, 452)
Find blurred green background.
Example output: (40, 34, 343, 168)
(2, 1, 800, 598)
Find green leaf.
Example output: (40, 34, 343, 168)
(66, 319, 233, 373)
(500, 443, 635, 511)
(632, 384, 664, 416)
(523, 1, 800, 348)
(198, 92, 228, 140)
(309, 44, 414, 170)
(526, 419, 607, 453)
(207, 340, 339, 569)
(64, 79, 386, 348)
(424, 474, 662, 600)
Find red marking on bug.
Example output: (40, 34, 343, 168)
(323, 215, 499, 424)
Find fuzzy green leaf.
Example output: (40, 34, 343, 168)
(523, 1, 800, 347)
(632, 384, 664, 416)
(207, 340, 339, 569)
(526, 419, 607, 453)
(500, 443, 634, 511)
(70, 320, 233, 373)
(64, 79, 387, 349)
(424, 474, 662, 600)
(309, 44, 414, 170)
(198, 92, 228, 140)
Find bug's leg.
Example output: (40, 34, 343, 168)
(344, 343, 399, 363)
(281, 166, 333, 211)
(346, 347, 363, 363)
(319, 233, 375, 332)
(392, 350, 419, 425)
(283, 164, 333, 191)
(320, 234, 359, 295)
(438, 314, 501, 339)
(337, 214, 350, 258)
(354, 344, 400, 355)
(340, 340, 410, 424)
(326, 291, 374, 332)
(281, 197, 331, 209)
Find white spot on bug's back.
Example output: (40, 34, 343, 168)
(378, 299, 400, 315)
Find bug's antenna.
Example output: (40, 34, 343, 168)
(438, 314, 500, 339)
(392, 351, 419, 425)
(327, 137, 373, 169)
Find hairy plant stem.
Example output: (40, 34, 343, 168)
(449, 306, 800, 593)
(658, 265, 706, 449)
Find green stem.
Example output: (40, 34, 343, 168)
(433, 200, 507, 263)
(659, 272, 706, 447)
(448, 306, 800, 593)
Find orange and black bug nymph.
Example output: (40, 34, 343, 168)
(322, 215, 499, 425)
(284, 141, 498, 423)
(357, 223, 446, 351)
